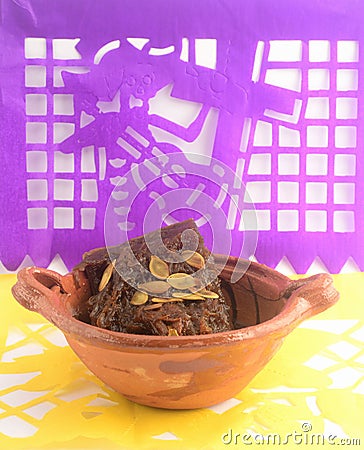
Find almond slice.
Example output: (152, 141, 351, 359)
(151, 297, 184, 303)
(172, 292, 204, 300)
(138, 281, 170, 294)
(199, 289, 219, 299)
(166, 273, 196, 289)
(149, 255, 169, 279)
(130, 291, 148, 305)
(181, 250, 205, 270)
(98, 260, 116, 292)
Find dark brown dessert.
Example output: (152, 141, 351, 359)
(74, 219, 233, 336)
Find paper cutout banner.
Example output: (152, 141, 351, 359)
(0, 0, 363, 273)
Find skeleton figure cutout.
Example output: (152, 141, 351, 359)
(58, 37, 295, 257)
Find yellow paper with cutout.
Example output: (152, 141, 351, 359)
(0, 273, 363, 449)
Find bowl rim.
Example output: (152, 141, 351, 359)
(12, 258, 339, 350)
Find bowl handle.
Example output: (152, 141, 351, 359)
(269, 273, 339, 337)
(286, 273, 338, 314)
(12, 266, 88, 317)
(12, 267, 65, 312)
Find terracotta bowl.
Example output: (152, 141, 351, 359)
(12, 255, 339, 409)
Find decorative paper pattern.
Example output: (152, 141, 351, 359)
(1, 273, 363, 449)
(1, 0, 364, 273)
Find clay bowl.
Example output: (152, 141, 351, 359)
(12, 254, 339, 409)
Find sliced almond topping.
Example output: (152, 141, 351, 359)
(151, 297, 184, 303)
(187, 279, 203, 292)
(181, 250, 205, 270)
(199, 289, 219, 299)
(168, 328, 179, 336)
(171, 292, 188, 298)
(167, 273, 196, 289)
(143, 303, 162, 311)
(175, 292, 205, 300)
(98, 260, 116, 292)
(130, 291, 148, 305)
(138, 280, 170, 294)
(149, 255, 169, 279)
(180, 250, 195, 259)
(167, 272, 191, 278)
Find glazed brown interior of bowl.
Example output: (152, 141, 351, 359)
(222, 260, 293, 328)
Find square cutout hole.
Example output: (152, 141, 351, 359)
(279, 126, 300, 147)
(334, 183, 355, 204)
(54, 152, 74, 173)
(25, 66, 46, 87)
(240, 209, 271, 231)
(244, 181, 271, 203)
(27, 179, 48, 201)
(333, 211, 355, 232)
(81, 146, 96, 173)
(308, 40, 330, 62)
(253, 121, 272, 147)
(305, 97, 329, 119)
(26, 94, 47, 116)
(278, 182, 299, 203)
(54, 94, 74, 115)
(81, 208, 96, 230)
(81, 179, 98, 202)
(306, 182, 327, 204)
(306, 154, 328, 176)
(54, 207, 74, 229)
(247, 154, 271, 175)
(54, 179, 74, 201)
(308, 69, 330, 90)
(306, 210, 327, 232)
(26, 122, 47, 144)
(334, 154, 356, 176)
(336, 98, 358, 119)
(335, 126, 357, 148)
(268, 40, 302, 62)
(24, 38, 46, 59)
(278, 154, 299, 175)
(337, 69, 358, 91)
(307, 126, 328, 148)
(26, 151, 47, 173)
(265, 68, 302, 92)
(277, 210, 299, 231)
(27, 208, 48, 229)
(337, 41, 359, 62)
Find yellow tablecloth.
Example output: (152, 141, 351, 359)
(1, 273, 363, 449)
